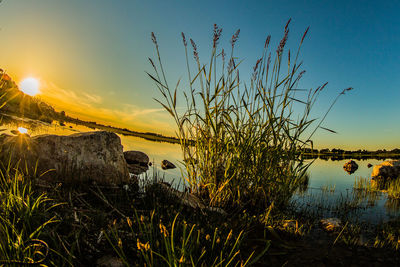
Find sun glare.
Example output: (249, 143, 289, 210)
(17, 127, 28, 134)
(19, 77, 40, 96)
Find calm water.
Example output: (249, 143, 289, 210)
(1, 114, 399, 223)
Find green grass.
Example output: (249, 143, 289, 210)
(0, 155, 399, 265)
(106, 210, 267, 266)
(387, 179, 400, 199)
(320, 184, 336, 194)
(354, 177, 374, 191)
(0, 163, 60, 265)
(354, 176, 400, 200)
(148, 21, 351, 212)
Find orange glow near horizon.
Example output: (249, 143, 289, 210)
(19, 77, 40, 96)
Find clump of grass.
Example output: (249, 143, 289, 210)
(355, 176, 400, 203)
(354, 177, 374, 191)
(106, 209, 268, 266)
(0, 163, 60, 265)
(320, 184, 336, 194)
(0, 69, 10, 109)
(387, 179, 400, 199)
(374, 219, 400, 250)
(148, 21, 352, 211)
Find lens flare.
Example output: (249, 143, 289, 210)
(17, 127, 28, 134)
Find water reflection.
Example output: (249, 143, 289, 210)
(1, 114, 400, 221)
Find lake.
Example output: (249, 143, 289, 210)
(1, 113, 399, 223)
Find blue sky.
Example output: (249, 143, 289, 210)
(0, 0, 399, 149)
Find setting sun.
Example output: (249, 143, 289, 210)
(19, 77, 40, 96)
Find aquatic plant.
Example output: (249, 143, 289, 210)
(149, 21, 352, 211)
(387, 179, 400, 199)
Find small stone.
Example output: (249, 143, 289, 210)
(97, 255, 124, 267)
(161, 159, 176, 170)
(127, 164, 148, 175)
(343, 160, 358, 174)
(282, 220, 297, 229)
(124, 151, 149, 166)
(320, 218, 341, 232)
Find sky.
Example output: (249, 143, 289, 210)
(0, 0, 399, 150)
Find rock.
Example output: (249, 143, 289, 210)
(123, 151, 149, 175)
(97, 255, 124, 267)
(161, 159, 176, 170)
(371, 160, 400, 180)
(320, 218, 341, 232)
(367, 163, 373, 168)
(147, 182, 226, 215)
(282, 220, 298, 230)
(148, 182, 204, 209)
(0, 131, 130, 185)
(343, 160, 358, 174)
(124, 150, 149, 166)
(127, 164, 148, 175)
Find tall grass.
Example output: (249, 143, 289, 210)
(0, 69, 9, 109)
(386, 179, 400, 199)
(106, 210, 265, 266)
(0, 162, 60, 265)
(148, 21, 351, 211)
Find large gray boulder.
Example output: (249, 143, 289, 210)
(0, 131, 130, 184)
(371, 160, 400, 180)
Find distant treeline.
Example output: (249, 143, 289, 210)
(301, 147, 400, 160)
(65, 116, 179, 143)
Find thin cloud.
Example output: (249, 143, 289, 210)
(41, 81, 103, 108)
(82, 93, 102, 104)
(39, 80, 175, 135)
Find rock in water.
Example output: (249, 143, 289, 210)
(124, 151, 149, 165)
(123, 150, 149, 175)
(343, 160, 358, 174)
(0, 131, 129, 184)
(371, 160, 400, 180)
(161, 159, 176, 170)
(320, 218, 341, 232)
(127, 164, 149, 175)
